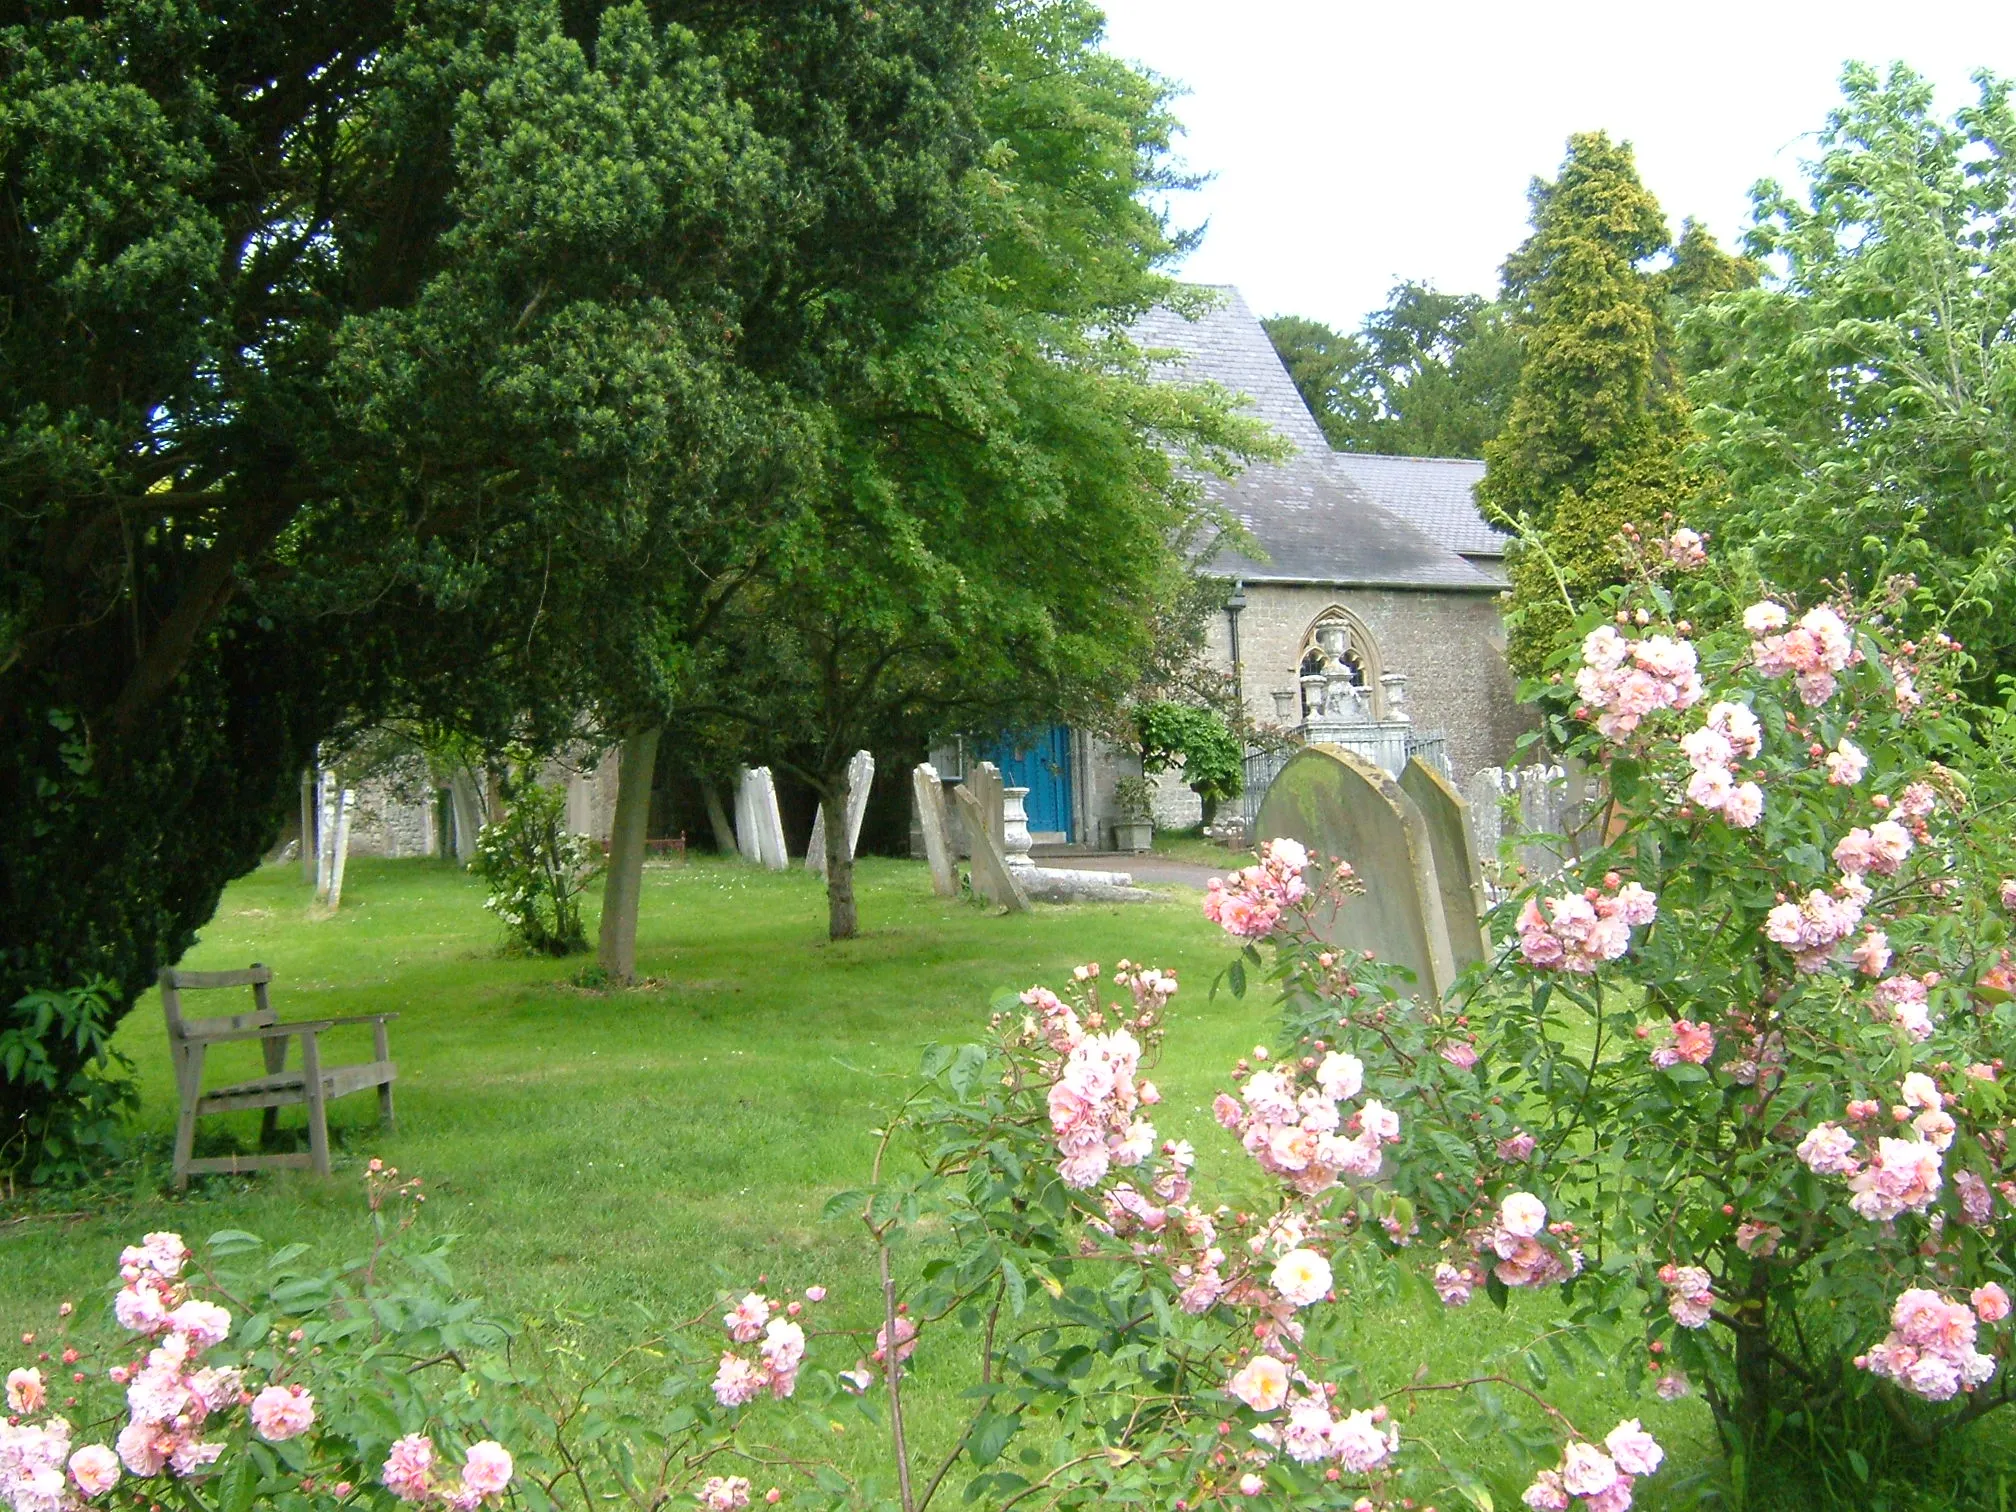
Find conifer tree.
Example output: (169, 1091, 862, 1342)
(1478, 132, 1699, 677)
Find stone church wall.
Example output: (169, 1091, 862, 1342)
(1204, 584, 1529, 784)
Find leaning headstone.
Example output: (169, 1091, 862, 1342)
(1400, 756, 1488, 972)
(734, 770, 756, 862)
(965, 762, 1005, 853)
(953, 784, 1030, 912)
(323, 789, 356, 910)
(1256, 745, 1458, 998)
(742, 767, 789, 871)
(913, 764, 958, 897)
(808, 751, 877, 876)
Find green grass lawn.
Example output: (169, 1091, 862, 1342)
(1149, 825, 1248, 868)
(5, 853, 1938, 1509)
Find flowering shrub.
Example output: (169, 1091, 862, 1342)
(1209, 545, 2016, 1481)
(0, 1164, 848, 1512)
(472, 776, 599, 956)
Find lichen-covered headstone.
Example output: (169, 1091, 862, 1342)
(1256, 745, 1458, 997)
(1400, 756, 1488, 972)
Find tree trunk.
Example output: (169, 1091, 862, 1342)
(699, 775, 737, 854)
(822, 780, 858, 941)
(597, 725, 662, 984)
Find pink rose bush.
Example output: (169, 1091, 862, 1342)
(1196, 548, 2016, 1481)
(1, 1170, 855, 1512)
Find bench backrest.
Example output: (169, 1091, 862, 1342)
(159, 965, 276, 1043)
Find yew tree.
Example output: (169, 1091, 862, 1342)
(1, 0, 984, 1147)
(1477, 131, 1703, 678)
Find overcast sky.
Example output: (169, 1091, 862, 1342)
(1093, 0, 2014, 333)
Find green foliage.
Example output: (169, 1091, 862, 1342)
(1687, 64, 2016, 700)
(1479, 131, 1709, 677)
(703, 1, 1263, 938)
(0, 0, 987, 1150)
(0, 979, 135, 1185)
(1263, 283, 1522, 458)
(1112, 774, 1156, 822)
(1135, 700, 1243, 806)
(473, 779, 598, 957)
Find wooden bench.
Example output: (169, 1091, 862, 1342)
(160, 965, 397, 1187)
(598, 832, 687, 861)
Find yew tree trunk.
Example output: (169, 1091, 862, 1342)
(597, 725, 663, 983)
(822, 780, 857, 940)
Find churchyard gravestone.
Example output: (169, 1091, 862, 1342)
(913, 763, 959, 897)
(953, 784, 1030, 913)
(734, 770, 760, 863)
(736, 767, 789, 870)
(1256, 744, 1458, 998)
(807, 750, 876, 877)
(966, 762, 1005, 853)
(1400, 755, 1488, 972)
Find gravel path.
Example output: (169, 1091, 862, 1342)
(1047, 853, 1223, 888)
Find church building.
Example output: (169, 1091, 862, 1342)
(995, 285, 1529, 846)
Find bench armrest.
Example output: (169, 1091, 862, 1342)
(182, 1020, 339, 1045)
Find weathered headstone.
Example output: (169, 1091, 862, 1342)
(449, 769, 485, 866)
(953, 784, 1030, 912)
(913, 763, 958, 897)
(734, 770, 760, 862)
(746, 767, 788, 870)
(1400, 756, 1488, 972)
(966, 762, 1005, 853)
(807, 750, 877, 876)
(324, 789, 356, 910)
(1257, 745, 1458, 998)
(315, 770, 338, 901)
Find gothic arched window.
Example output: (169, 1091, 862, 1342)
(1297, 607, 1384, 719)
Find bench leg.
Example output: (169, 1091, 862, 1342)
(301, 1034, 331, 1177)
(260, 1032, 286, 1147)
(375, 1022, 396, 1134)
(172, 1045, 204, 1190)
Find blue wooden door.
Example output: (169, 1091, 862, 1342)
(984, 726, 1074, 840)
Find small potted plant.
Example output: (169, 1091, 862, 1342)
(1111, 775, 1155, 853)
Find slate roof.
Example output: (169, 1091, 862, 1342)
(1327, 453, 1506, 560)
(1133, 288, 1499, 593)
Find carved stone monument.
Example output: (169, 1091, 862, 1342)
(953, 784, 1030, 912)
(807, 750, 877, 877)
(1256, 744, 1458, 998)
(1399, 755, 1488, 972)
(913, 763, 958, 897)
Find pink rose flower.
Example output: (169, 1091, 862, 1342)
(7, 1366, 46, 1413)
(460, 1442, 513, 1498)
(69, 1445, 122, 1499)
(1973, 1284, 2011, 1324)
(1227, 1354, 1290, 1412)
(382, 1435, 436, 1503)
(249, 1383, 315, 1442)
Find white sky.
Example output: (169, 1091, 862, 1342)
(1094, 0, 2015, 332)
